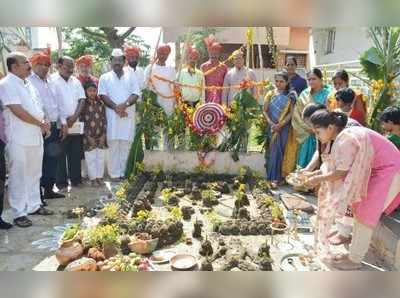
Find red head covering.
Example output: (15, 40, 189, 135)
(156, 44, 171, 56)
(204, 35, 222, 55)
(187, 46, 200, 61)
(30, 48, 51, 66)
(124, 46, 140, 58)
(75, 55, 93, 67)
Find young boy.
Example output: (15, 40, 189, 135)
(81, 81, 108, 186)
(380, 106, 400, 149)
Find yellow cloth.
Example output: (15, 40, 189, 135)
(282, 127, 298, 177)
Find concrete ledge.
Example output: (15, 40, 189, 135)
(372, 214, 400, 270)
(143, 150, 266, 175)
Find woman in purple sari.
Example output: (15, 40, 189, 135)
(286, 56, 307, 96)
(263, 72, 297, 187)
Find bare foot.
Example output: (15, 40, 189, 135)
(90, 180, 97, 187)
(96, 178, 104, 186)
(332, 255, 362, 270)
(329, 234, 352, 246)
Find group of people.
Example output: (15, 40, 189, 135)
(263, 58, 400, 269)
(0, 38, 399, 271)
(0, 36, 258, 230)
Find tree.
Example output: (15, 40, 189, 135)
(177, 27, 219, 66)
(0, 27, 31, 74)
(360, 27, 400, 130)
(62, 27, 151, 75)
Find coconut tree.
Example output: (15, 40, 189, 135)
(360, 27, 400, 130)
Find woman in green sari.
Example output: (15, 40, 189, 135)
(292, 68, 333, 168)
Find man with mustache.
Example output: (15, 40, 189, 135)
(0, 52, 53, 228)
(124, 46, 145, 92)
(51, 56, 86, 190)
(98, 49, 140, 180)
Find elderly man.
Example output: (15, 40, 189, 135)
(0, 52, 53, 228)
(52, 56, 86, 190)
(76, 55, 99, 86)
(124, 46, 145, 91)
(222, 49, 257, 106)
(177, 46, 205, 107)
(28, 50, 66, 203)
(98, 49, 140, 180)
(200, 35, 228, 104)
(144, 44, 176, 150)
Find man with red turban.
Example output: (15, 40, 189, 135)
(76, 55, 98, 86)
(124, 45, 145, 91)
(176, 45, 205, 107)
(144, 44, 176, 150)
(200, 35, 228, 104)
(28, 49, 66, 204)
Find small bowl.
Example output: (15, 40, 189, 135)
(170, 254, 197, 271)
(128, 238, 159, 255)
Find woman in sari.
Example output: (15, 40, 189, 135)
(292, 68, 333, 168)
(263, 72, 297, 187)
(305, 111, 400, 270)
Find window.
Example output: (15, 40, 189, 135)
(326, 29, 336, 54)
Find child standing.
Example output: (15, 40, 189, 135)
(380, 106, 400, 149)
(82, 81, 108, 186)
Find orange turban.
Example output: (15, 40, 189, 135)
(30, 49, 51, 66)
(124, 46, 140, 58)
(156, 44, 171, 56)
(187, 46, 200, 61)
(204, 35, 222, 54)
(75, 55, 93, 67)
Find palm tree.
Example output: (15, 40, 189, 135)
(360, 27, 400, 130)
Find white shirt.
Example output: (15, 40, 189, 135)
(28, 73, 60, 122)
(144, 64, 176, 115)
(125, 65, 145, 92)
(98, 70, 140, 141)
(51, 73, 85, 124)
(0, 73, 44, 146)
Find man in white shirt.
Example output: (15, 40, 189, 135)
(124, 46, 145, 92)
(28, 50, 66, 203)
(51, 56, 86, 189)
(0, 52, 53, 228)
(222, 50, 257, 152)
(144, 44, 176, 150)
(98, 49, 140, 180)
(222, 49, 257, 106)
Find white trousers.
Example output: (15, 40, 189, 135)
(84, 149, 106, 180)
(349, 172, 400, 263)
(7, 142, 43, 219)
(107, 140, 131, 179)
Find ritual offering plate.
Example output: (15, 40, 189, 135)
(150, 250, 176, 264)
(286, 173, 311, 192)
(170, 254, 197, 271)
(280, 253, 321, 271)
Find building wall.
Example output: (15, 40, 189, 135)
(311, 27, 372, 66)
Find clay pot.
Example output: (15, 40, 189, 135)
(65, 257, 97, 271)
(102, 242, 119, 259)
(56, 241, 84, 266)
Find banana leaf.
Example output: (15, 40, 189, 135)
(125, 125, 145, 178)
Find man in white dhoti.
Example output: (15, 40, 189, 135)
(98, 49, 140, 180)
(144, 44, 176, 150)
(0, 52, 53, 228)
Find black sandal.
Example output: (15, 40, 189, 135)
(13, 216, 32, 228)
(29, 207, 54, 216)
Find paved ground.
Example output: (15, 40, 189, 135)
(0, 181, 395, 271)
(0, 181, 117, 271)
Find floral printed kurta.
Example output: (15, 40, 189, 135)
(81, 98, 107, 152)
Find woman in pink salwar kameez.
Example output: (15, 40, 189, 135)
(305, 110, 400, 270)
